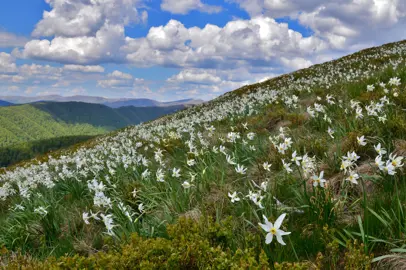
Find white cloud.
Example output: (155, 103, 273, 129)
(167, 69, 222, 84)
(0, 52, 18, 74)
(161, 0, 222, 15)
(229, 0, 406, 49)
(19, 0, 147, 64)
(97, 70, 134, 88)
(110, 70, 133, 80)
(124, 17, 327, 69)
(32, 0, 147, 37)
(280, 57, 313, 70)
(0, 31, 28, 48)
(64, 64, 105, 73)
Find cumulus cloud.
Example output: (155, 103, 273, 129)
(97, 70, 134, 88)
(64, 64, 105, 73)
(0, 31, 28, 48)
(0, 52, 18, 74)
(32, 0, 147, 37)
(167, 69, 222, 84)
(229, 0, 406, 49)
(124, 17, 327, 69)
(161, 0, 222, 15)
(19, 0, 147, 64)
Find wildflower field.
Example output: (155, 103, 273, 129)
(1, 40, 406, 269)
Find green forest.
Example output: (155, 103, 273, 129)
(0, 102, 185, 166)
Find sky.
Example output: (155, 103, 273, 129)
(0, 0, 406, 101)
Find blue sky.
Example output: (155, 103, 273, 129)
(1, 0, 405, 101)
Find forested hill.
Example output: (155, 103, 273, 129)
(0, 100, 12, 106)
(0, 102, 185, 167)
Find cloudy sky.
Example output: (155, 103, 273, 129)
(0, 0, 405, 101)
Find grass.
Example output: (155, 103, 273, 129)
(0, 40, 406, 268)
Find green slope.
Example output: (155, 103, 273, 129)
(0, 102, 185, 148)
(0, 102, 185, 166)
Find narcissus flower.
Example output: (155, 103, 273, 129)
(346, 171, 359, 184)
(312, 171, 326, 187)
(228, 191, 240, 203)
(235, 164, 247, 175)
(259, 213, 291, 245)
(357, 136, 367, 146)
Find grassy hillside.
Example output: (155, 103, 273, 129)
(1, 40, 406, 268)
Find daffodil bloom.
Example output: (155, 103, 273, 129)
(228, 191, 240, 203)
(291, 151, 302, 166)
(83, 212, 90, 225)
(100, 213, 115, 236)
(346, 171, 359, 184)
(187, 159, 196, 166)
(357, 136, 367, 146)
(374, 143, 387, 155)
(182, 181, 192, 189)
(131, 188, 137, 198)
(389, 153, 404, 168)
(328, 127, 334, 139)
(259, 214, 291, 245)
(282, 159, 293, 174)
(375, 155, 384, 170)
(263, 162, 272, 171)
(226, 154, 236, 165)
(235, 164, 247, 175)
(312, 171, 326, 187)
(383, 161, 396, 175)
(172, 168, 181, 178)
(367, 84, 375, 92)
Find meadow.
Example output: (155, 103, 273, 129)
(0, 40, 406, 269)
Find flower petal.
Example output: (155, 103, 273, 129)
(276, 232, 286, 245)
(265, 233, 273, 244)
(274, 213, 286, 229)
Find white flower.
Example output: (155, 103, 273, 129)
(291, 151, 302, 166)
(312, 171, 326, 188)
(228, 192, 240, 203)
(346, 171, 359, 184)
(83, 212, 90, 225)
(187, 159, 196, 166)
(100, 213, 115, 236)
(172, 168, 181, 178)
(375, 155, 385, 170)
(389, 153, 404, 168)
(328, 127, 334, 139)
(235, 164, 247, 175)
(367, 85, 375, 92)
(131, 188, 138, 198)
(182, 181, 192, 189)
(357, 136, 367, 146)
(259, 214, 291, 245)
(156, 168, 165, 182)
(389, 77, 401, 86)
(263, 162, 272, 171)
(282, 159, 293, 174)
(226, 154, 236, 165)
(138, 203, 145, 213)
(383, 161, 396, 175)
(374, 143, 387, 155)
(247, 132, 256, 140)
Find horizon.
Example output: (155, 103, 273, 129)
(1, 1, 406, 101)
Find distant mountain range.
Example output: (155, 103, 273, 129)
(0, 100, 13, 107)
(0, 95, 204, 108)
